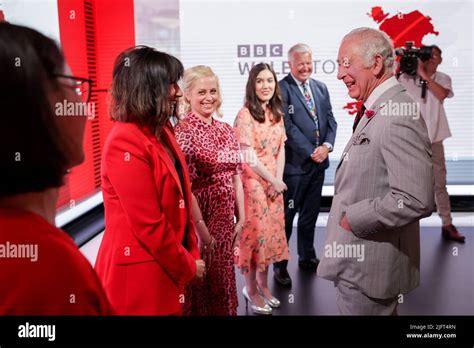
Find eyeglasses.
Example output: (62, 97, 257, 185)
(53, 74, 93, 103)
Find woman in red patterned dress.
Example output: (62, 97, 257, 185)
(234, 63, 289, 315)
(175, 65, 245, 315)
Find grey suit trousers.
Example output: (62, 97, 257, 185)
(336, 280, 398, 315)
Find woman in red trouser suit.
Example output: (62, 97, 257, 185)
(95, 46, 205, 315)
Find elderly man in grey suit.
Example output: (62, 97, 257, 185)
(317, 27, 434, 315)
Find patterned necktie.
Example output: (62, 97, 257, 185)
(302, 82, 316, 117)
(302, 82, 320, 145)
(352, 104, 366, 133)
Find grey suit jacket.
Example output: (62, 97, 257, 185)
(317, 83, 434, 299)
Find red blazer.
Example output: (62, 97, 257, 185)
(0, 208, 113, 315)
(95, 121, 199, 315)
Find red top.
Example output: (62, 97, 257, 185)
(0, 208, 114, 315)
(95, 122, 199, 315)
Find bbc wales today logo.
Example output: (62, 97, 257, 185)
(235, 43, 337, 76)
(236, 44, 286, 75)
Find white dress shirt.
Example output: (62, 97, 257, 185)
(365, 75, 400, 111)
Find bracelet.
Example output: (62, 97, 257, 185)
(202, 236, 215, 250)
(196, 219, 205, 225)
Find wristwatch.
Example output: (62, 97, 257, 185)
(323, 143, 333, 152)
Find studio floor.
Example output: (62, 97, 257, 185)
(234, 213, 474, 315)
(81, 213, 474, 316)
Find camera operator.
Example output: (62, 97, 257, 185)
(398, 45, 465, 243)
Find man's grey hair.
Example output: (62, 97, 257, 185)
(342, 27, 394, 71)
(288, 43, 312, 62)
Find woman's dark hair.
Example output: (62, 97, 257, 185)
(0, 22, 69, 196)
(110, 46, 184, 136)
(245, 63, 283, 123)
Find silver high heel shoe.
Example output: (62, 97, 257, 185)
(242, 286, 272, 315)
(257, 284, 281, 308)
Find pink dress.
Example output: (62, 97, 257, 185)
(233, 106, 289, 273)
(175, 112, 240, 316)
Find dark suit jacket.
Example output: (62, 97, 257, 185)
(279, 74, 337, 175)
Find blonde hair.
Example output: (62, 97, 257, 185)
(180, 65, 223, 117)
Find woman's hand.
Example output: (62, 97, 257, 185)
(266, 185, 276, 200)
(199, 233, 215, 270)
(271, 178, 287, 194)
(196, 220, 214, 265)
(195, 259, 206, 280)
(232, 220, 244, 249)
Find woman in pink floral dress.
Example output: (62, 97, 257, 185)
(234, 63, 289, 315)
(175, 66, 245, 315)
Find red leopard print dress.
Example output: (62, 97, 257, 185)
(175, 112, 241, 316)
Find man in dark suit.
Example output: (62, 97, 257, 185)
(274, 43, 337, 286)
